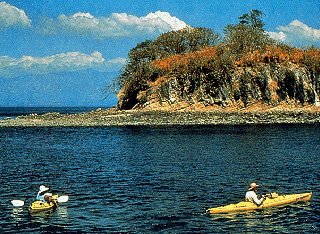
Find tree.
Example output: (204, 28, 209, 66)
(115, 27, 220, 109)
(153, 27, 220, 56)
(117, 40, 154, 89)
(117, 28, 220, 90)
(239, 9, 265, 30)
(224, 9, 274, 56)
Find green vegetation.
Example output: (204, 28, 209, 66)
(115, 10, 320, 110)
(223, 9, 274, 56)
(117, 27, 220, 109)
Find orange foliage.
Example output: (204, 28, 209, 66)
(289, 48, 304, 63)
(152, 46, 218, 71)
(236, 46, 320, 67)
(152, 45, 320, 72)
(262, 46, 290, 63)
(235, 50, 262, 66)
(303, 48, 320, 68)
(304, 48, 320, 59)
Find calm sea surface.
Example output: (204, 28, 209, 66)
(0, 122, 319, 232)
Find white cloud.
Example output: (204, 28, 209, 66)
(267, 31, 286, 42)
(278, 20, 320, 41)
(0, 1, 31, 29)
(0, 51, 126, 78)
(41, 11, 188, 38)
(106, 57, 127, 66)
(268, 20, 320, 47)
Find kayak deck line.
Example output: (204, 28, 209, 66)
(207, 192, 312, 214)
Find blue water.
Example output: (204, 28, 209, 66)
(0, 125, 319, 233)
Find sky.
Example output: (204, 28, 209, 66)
(0, 0, 319, 107)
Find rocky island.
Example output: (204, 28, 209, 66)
(1, 10, 320, 127)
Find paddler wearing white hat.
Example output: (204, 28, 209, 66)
(36, 185, 53, 203)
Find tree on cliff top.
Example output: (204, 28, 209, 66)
(239, 9, 265, 29)
(224, 9, 275, 56)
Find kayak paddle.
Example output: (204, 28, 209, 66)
(11, 200, 25, 207)
(11, 195, 69, 207)
(57, 195, 69, 203)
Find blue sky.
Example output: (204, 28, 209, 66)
(1, 0, 319, 107)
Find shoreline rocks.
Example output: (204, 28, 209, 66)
(0, 107, 320, 127)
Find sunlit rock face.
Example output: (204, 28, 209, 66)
(117, 62, 319, 111)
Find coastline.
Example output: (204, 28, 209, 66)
(1, 106, 320, 127)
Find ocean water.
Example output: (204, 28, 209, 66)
(0, 124, 319, 233)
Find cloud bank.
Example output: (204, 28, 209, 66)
(40, 11, 188, 38)
(0, 51, 126, 78)
(268, 20, 320, 47)
(0, 1, 31, 29)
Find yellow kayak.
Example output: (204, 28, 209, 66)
(29, 194, 59, 213)
(207, 192, 312, 214)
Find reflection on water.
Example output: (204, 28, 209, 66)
(0, 125, 319, 232)
(209, 203, 318, 233)
(29, 208, 56, 219)
(55, 207, 69, 219)
(11, 208, 24, 222)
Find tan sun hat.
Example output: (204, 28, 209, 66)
(248, 182, 259, 190)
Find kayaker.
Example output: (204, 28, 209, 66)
(245, 182, 266, 206)
(36, 185, 53, 204)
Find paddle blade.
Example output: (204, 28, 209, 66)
(11, 200, 25, 207)
(57, 195, 69, 203)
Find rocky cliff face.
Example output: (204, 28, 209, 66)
(123, 63, 318, 111)
(117, 46, 320, 111)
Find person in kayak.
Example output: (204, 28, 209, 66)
(36, 185, 54, 204)
(245, 182, 266, 206)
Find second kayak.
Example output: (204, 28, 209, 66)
(207, 192, 312, 214)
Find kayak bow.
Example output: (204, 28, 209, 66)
(207, 192, 312, 214)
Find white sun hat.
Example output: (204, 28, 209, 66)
(39, 185, 49, 192)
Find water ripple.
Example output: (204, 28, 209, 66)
(0, 125, 319, 233)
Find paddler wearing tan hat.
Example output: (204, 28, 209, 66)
(245, 182, 266, 206)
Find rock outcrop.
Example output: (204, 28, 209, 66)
(117, 46, 320, 111)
